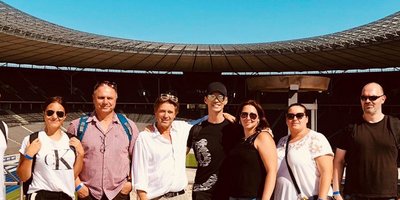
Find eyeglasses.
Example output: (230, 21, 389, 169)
(45, 110, 65, 118)
(286, 113, 305, 120)
(160, 93, 178, 103)
(207, 94, 225, 102)
(240, 112, 258, 120)
(360, 95, 384, 101)
(94, 81, 117, 92)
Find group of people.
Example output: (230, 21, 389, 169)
(0, 81, 397, 200)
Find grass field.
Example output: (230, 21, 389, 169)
(6, 189, 21, 200)
(186, 153, 198, 168)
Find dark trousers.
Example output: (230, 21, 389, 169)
(27, 190, 72, 200)
(344, 195, 397, 200)
(192, 191, 213, 200)
(78, 191, 130, 200)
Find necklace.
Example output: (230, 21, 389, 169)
(243, 134, 252, 141)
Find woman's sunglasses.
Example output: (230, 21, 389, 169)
(286, 113, 305, 120)
(240, 112, 258, 120)
(46, 110, 65, 118)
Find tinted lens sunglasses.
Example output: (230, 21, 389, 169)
(46, 110, 65, 118)
(94, 81, 117, 92)
(240, 112, 258, 120)
(360, 95, 384, 101)
(286, 113, 305, 120)
(207, 94, 225, 102)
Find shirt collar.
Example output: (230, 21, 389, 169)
(88, 111, 119, 124)
(151, 121, 177, 138)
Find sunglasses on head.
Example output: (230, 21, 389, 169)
(46, 110, 65, 118)
(160, 93, 178, 103)
(94, 81, 117, 92)
(360, 95, 384, 101)
(207, 94, 225, 102)
(240, 112, 258, 120)
(286, 113, 305, 120)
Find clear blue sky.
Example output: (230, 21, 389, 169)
(3, 0, 400, 44)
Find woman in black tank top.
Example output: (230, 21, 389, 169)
(227, 100, 277, 200)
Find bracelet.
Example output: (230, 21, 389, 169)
(75, 183, 84, 192)
(24, 154, 34, 160)
(333, 191, 340, 195)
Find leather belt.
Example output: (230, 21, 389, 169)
(162, 190, 185, 198)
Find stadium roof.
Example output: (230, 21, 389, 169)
(0, 2, 400, 73)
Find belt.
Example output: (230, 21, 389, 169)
(162, 190, 185, 198)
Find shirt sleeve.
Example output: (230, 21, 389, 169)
(335, 124, 353, 151)
(310, 132, 334, 159)
(19, 136, 30, 155)
(187, 126, 194, 149)
(128, 120, 140, 156)
(133, 133, 149, 192)
(66, 120, 78, 136)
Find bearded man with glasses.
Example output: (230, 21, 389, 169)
(333, 82, 400, 200)
(67, 81, 139, 200)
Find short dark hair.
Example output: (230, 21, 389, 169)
(235, 100, 270, 133)
(43, 96, 67, 113)
(287, 103, 308, 116)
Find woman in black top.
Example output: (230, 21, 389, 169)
(228, 100, 277, 200)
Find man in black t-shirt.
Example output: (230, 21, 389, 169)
(332, 82, 399, 200)
(186, 82, 240, 200)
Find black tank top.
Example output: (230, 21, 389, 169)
(228, 132, 266, 198)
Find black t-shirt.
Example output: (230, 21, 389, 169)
(187, 119, 240, 199)
(337, 116, 398, 198)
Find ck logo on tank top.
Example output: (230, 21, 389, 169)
(44, 149, 75, 170)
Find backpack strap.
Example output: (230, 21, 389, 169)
(116, 113, 132, 141)
(0, 121, 7, 144)
(77, 113, 132, 141)
(77, 114, 90, 141)
(23, 131, 39, 195)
